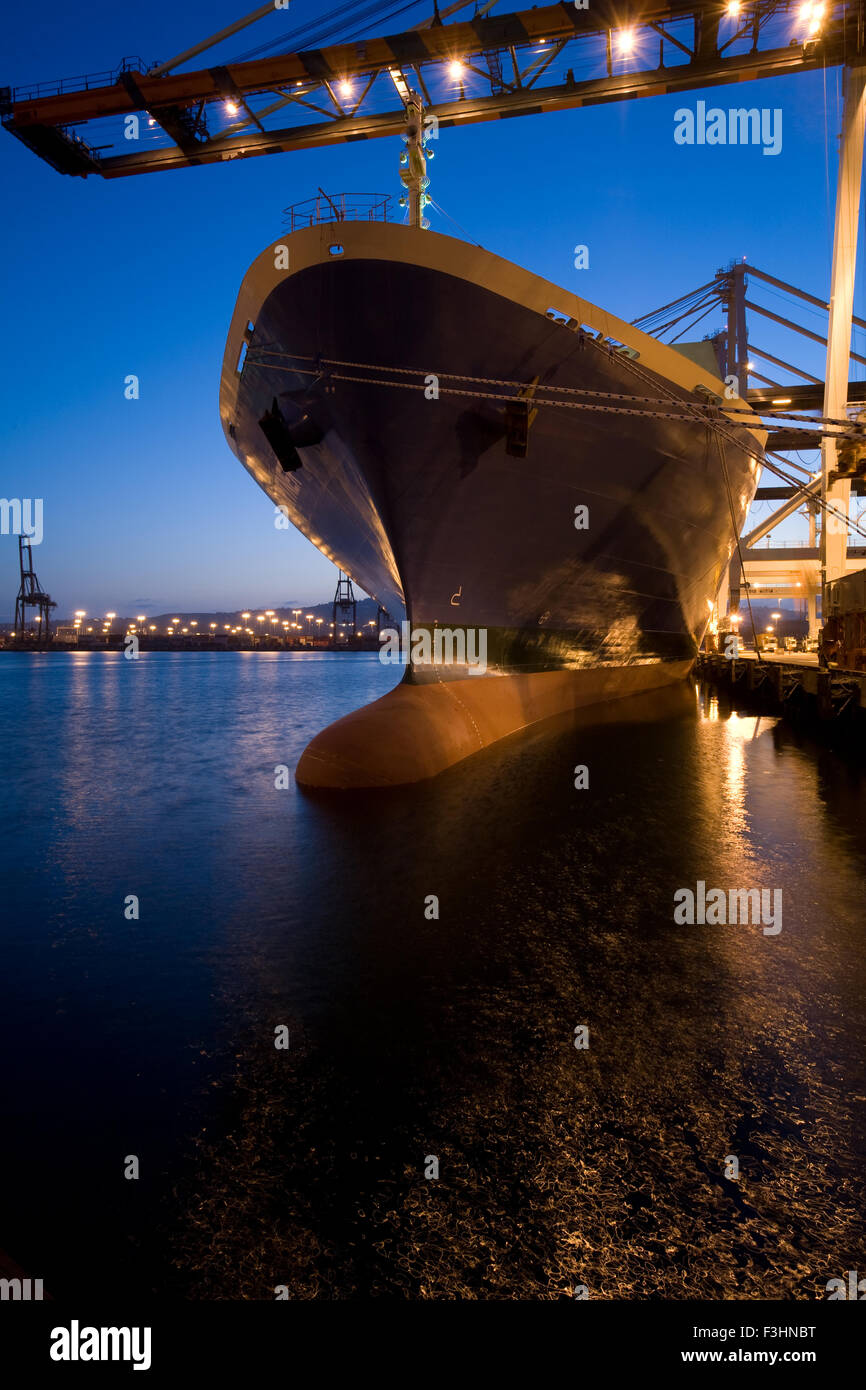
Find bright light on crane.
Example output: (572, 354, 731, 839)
(726, 0, 740, 15)
(388, 68, 411, 101)
(807, 4, 825, 34)
(339, 80, 353, 98)
(616, 29, 636, 55)
(449, 60, 465, 80)
(224, 100, 239, 116)
(799, 0, 825, 25)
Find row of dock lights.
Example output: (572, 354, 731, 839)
(71, 609, 117, 635)
(727, 610, 783, 629)
(67, 611, 377, 640)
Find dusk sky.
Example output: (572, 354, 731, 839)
(0, 1, 858, 618)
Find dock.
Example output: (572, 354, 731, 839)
(696, 650, 866, 743)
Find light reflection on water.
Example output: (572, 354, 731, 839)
(0, 654, 864, 1299)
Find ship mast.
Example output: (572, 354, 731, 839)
(398, 90, 430, 230)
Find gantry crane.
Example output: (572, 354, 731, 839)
(14, 536, 56, 645)
(333, 571, 358, 641)
(0, 2, 855, 178)
(635, 260, 866, 635)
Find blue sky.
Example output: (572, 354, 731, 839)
(0, 2, 857, 617)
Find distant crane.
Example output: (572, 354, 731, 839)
(332, 570, 357, 642)
(14, 535, 56, 645)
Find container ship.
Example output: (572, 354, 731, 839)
(220, 198, 765, 787)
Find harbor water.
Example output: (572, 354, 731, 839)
(0, 651, 864, 1299)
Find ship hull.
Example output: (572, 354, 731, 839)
(220, 222, 764, 785)
(294, 659, 694, 788)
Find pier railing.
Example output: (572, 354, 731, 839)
(282, 192, 392, 231)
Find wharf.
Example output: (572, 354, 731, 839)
(696, 651, 866, 744)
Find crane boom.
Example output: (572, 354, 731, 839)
(0, 1, 855, 178)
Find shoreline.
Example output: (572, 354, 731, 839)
(0, 640, 383, 654)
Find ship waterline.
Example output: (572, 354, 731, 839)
(220, 221, 765, 786)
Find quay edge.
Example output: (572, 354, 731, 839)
(696, 652, 866, 742)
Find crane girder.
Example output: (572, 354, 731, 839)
(0, 2, 855, 178)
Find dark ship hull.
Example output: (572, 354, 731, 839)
(220, 221, 764, 785)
